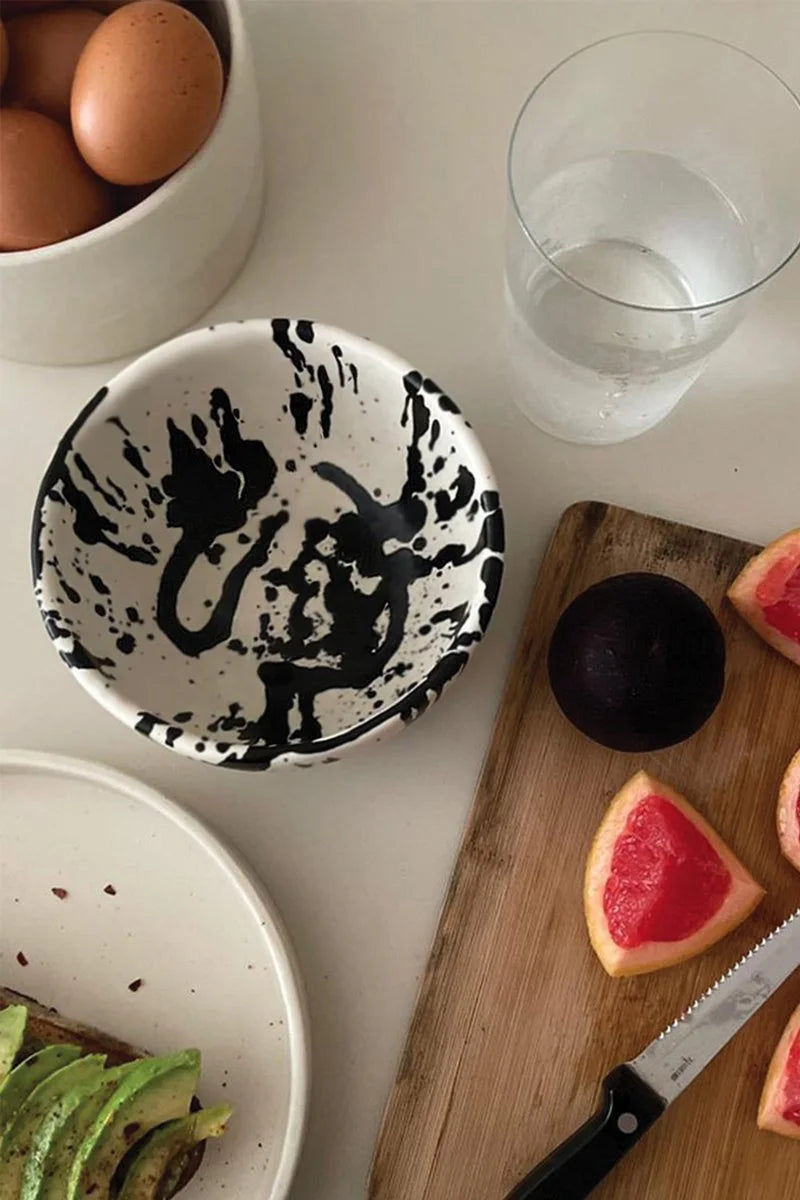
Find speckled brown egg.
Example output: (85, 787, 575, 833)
(4, 5, 106, 123)
(0, 108, 113, 250)
(0, 22, 8, 85)
(93, 0, 181, 10)
(71, 0, 223, 186)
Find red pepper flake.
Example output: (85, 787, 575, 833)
(123, 1122, 141, 1141)
(103, 884, 117, 896)
(51, 887, 68, 900)
(16, 951, 28, 967)
(128, 978, 143, 992)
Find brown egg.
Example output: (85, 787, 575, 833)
(71, 0, 223, 186)
(0, 109, 113, 250)
(4, 6, 106, 123)
(93, 0, 181, 10)
(0, 22, 8, 85)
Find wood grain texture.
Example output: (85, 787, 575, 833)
(369, 501, 800, 1200)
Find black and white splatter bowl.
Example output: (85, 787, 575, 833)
(32, 320, 505, 769)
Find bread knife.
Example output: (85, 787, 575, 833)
(505, 908, 800, 1199)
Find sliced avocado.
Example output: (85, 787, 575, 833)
(0, 1006, 28, 1084)
(68, 1050, 200, 1200)
(117, 1105, 232, 1200)
(0, 1046, 82, 1140)
(27, 1062, 140, 1200)
(0, 1054, 105, 1200)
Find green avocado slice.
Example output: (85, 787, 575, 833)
(0, 1046, 82, 1141)
(0, 1006, 28, 1084)
(28, 1063, 140, 1200)
(67, 1050, 201, 1200)
(117, 1105, 232, 1200)
(0, 1055, 105, 1200)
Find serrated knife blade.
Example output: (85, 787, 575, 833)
(632, 907, 800, 1106)
(505, 909, 800, 1200)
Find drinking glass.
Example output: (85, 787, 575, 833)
(505, 32, 800, 444)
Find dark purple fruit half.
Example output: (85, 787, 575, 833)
(547, 572, 725, 752)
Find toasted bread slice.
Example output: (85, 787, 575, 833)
(0, 988, 205, 1196)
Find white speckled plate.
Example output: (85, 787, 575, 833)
(0, 750, 309, 1199)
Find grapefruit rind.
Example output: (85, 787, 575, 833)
(758, 1002, 800, 1139)
(728, 528, 800, 667)
(777, 748, 800, 874)
(584, 770, 765, 978)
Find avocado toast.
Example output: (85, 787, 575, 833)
(0, 990, 231, 1199)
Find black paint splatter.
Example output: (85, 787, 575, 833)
(122, 439, 150, 478)
(157, 388, 287, 657)
(229, 368, 500, 760)
(435, 466, 475, 522)
(60, 644, 115, 677)
(75, 455, 122, 511)
(32, 328, 505, 770)
(318, 365, 333, 439)
(191, 415, 208, 444)
(332, 345, 346, 387)
(60, 470, 156, 566)
(60, 579, 81, 604)
(271, 319, 308, 373)
(289, 392, 313, 436)
(90, 572, 110, 594)
(135, 712, 169, 738)
(106, 477, 128, 503)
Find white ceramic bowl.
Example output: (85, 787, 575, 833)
(32, 319, 505, 768)
(0, 1, 263, 365)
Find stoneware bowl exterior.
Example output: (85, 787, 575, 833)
(0, 0, 262, 365)
(32, 319, 504, 768)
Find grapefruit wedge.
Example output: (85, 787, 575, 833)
(777, 748, 800, 873)
(585, 771, 765, 977)
(758, 1003, 800, 1139)
(728, 528, 800, 666)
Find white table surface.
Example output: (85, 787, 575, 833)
(2, 2, 799, 1197)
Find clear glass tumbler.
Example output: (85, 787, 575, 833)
(505, 32, 800, 444)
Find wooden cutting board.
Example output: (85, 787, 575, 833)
(369, 501, 800, 1200)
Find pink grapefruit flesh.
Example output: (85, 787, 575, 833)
(777, 748, 800, 873)
(604, 794, 732, 948)
(758, 1003, 800, 1138)
(585, 771, 764, 977)
(728, 528, 800, 667)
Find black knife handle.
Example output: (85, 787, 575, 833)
(504, 1065, 666, 1200)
